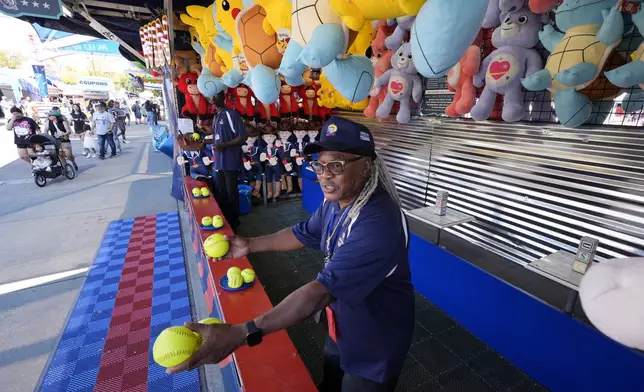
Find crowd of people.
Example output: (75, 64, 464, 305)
(4, 98, 139, 177)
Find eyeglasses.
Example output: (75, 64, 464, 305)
(309, 156, 364, 175)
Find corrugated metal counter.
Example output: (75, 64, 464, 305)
(341, 112, 644, 266)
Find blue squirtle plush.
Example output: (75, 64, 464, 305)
(521, 0, 624, 128)
(410, 0, 489, 78)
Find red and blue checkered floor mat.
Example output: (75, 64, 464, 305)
(37, 212, 201, 392)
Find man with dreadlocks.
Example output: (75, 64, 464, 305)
(168, 116, 414, 391)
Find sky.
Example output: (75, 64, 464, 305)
(0, 13, 132, 77)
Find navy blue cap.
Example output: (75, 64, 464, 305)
(304, 116, 376, 159)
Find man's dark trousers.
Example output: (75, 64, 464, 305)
(216, 170, 240, 229)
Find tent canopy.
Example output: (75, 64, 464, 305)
(20, 0, 209, 63)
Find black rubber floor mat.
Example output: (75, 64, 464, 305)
(238, 201, 548, 391)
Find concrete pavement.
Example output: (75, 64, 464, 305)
(0, 123, 179, 391)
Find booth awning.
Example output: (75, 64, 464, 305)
(18, 0, 210, 64)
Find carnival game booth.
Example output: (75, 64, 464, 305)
(9, 1, 317, 391)
(301, 1, 644, 391)
(15, 0, 644, 390)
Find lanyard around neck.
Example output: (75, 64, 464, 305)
(325, 206, 351, 261)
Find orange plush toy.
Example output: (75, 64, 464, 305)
(445, 45, 481, 117)
(178, 72, 210, 119)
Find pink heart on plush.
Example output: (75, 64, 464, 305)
(390, 81, 404, 95)
(489, 60, 511, 80)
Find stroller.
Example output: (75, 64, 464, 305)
(28, 133, 76, 187)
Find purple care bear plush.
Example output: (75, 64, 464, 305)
(374, 42, 423, 124)
(471, 6, 545, 122)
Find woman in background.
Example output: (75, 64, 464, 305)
(144, 100, 157, 126)
(43, 107, 78, 170)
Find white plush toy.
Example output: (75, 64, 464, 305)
(580, 257, 644, 351)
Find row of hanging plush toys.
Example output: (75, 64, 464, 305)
(240, 120, 321, 200)
(175, 0, 644, 128)
(412, 0, 643, 128)
(224, 82, 333, 124)
(174, 0, 433, 122)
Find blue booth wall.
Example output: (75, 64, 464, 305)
(409, 234, 644, 392)
(302, 180, 644, 391)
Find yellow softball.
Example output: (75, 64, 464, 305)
(153, 326, 200, 368)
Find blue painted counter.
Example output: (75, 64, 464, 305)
(408, 234, 644, 392)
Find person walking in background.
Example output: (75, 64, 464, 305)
(43, 107, 78, 170)
(132, 100, 142, 125)
(122, 101, 131, 125)
(5, 106, 39, 165)
(152, 101, 160, 124)
(25, 97, 39, 123)
(110, 101, 130, 145)
(71, 104, 93, 157)
(91, 102, 116, 160)
(144, 100, 156, 126)
(210, 91, 247, 230)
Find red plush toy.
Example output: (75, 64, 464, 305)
(225, 88, 236, 109)
(177, 72, 210, 119)
(298, 84, 321, 121)
(365, 49, 395, 118)
(445, 44, 481, 117)
(279, 81, 298, 118)
(233, 84, 256, 120)
(258, 101, 279, 125)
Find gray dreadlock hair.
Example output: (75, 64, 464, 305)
(346, 157, 401, 222)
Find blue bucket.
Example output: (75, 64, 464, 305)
(238, 184, 253, 216)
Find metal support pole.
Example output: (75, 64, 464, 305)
(72, 4, 145, 63)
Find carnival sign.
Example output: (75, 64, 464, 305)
(0, 0, 63, 19)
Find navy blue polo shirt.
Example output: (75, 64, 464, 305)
(292, 186, 415, 383)
(212, 108, 246, 171)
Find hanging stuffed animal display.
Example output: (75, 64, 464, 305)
(236, 4, 283, 104)
(374, 42, 422, 123)
(411, 0, 489, 78)
(299, 84, 322, 121)
(178, 72, 211, 119)
(233, 84, 257, 120)
(277, 121, 296, 194)
(385, 16, 414, 51)
(279, 81, 299, 118)
(471, 6, 545, 122)
(521, 0, 624, 127)
(242, 126, 263, 199)
(605, 1, 644, 89)
(445, 45, 481, 117)
(259, 126, 282, 199)
(258, 101, 280, 126)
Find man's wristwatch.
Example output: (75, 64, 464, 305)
(245, 320, 263, 347)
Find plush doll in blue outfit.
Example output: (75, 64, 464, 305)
(605, 1, 644, 89)
(277, 120, 297, 194)
(279, 0, 374, 102)
(241, 126, 263, 199)
(411, 0, 489, 78)
(521, 0, 624, 128)
(292, 124, 309, 191)
(181, 143, 214, 182)
(259, 125, 282, 199)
